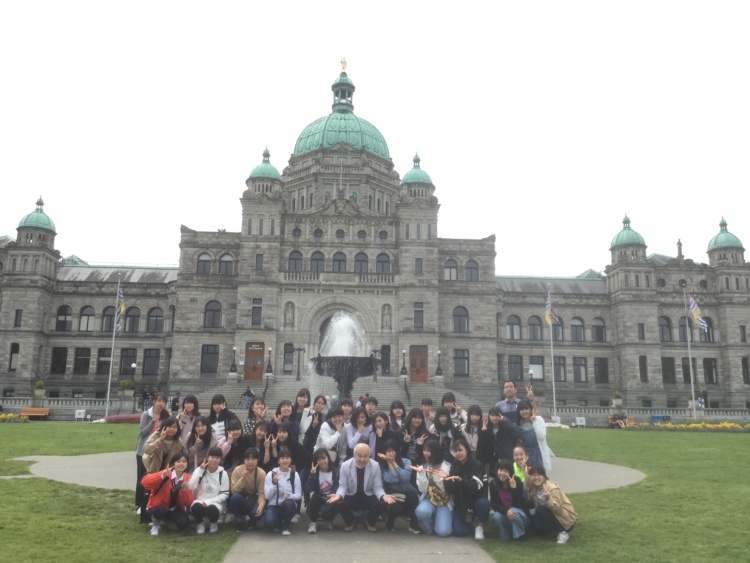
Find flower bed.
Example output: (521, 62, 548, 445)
(0, 413, 30, 423)
(625, 420, 750, 432)
(101, 413, 141, 424)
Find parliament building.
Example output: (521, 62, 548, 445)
(1, 69, 749, 410)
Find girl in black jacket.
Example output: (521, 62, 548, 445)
(303, 448, 340, 533)
(445, 438, 490, 540)
(430, 407, 462, 464)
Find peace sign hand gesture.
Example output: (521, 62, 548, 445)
(508, 476, 517, 489)
(311, 462, 318, 474)
(482, 418, 488, 431)
(526, 385, 535, 401)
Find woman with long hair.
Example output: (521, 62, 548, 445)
(187, 415, 218, 472)
(389, 400, 406, 434)
(177, 394, 200, 447)
(527, 466, 577, 544)
(413, 439, 453, 537)
(244, 397, 267, 437)
(379, 438, 420, 533)
(430, 406, 462, 464)
(445, 438, 490, 540)
(373, 411, 396, 456)
(268, 400, 299, 441)
(135, 392, 170, 510)
(344, 406, 376, 459)
(502, 399, 553, 474)
(301, 394, 328, 453)
(400, 408, 430, 469)
(460, 405, 483, 456)
(208, 394, 237, 442)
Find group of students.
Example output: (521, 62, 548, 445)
(135, 382, 577, 544)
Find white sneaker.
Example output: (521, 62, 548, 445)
(475, 526, 484, 540)
(150, 524, 160, 536)
(281, 529, 291, 536)
(196, 521, 206, 534)
(308, 522, 317, 534)
(136, 507, 141, 515)
(291, 514, 300, 524)
(557, 531, 570, 544)
(209, 522, 219, 534)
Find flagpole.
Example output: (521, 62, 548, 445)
(104, 280, 120, 418)
(547, 284, 558, 418)
(682, 288, 697, 419)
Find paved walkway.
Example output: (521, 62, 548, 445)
(16, 452, 644, 562)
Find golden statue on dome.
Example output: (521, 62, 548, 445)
(340, 57, 347, 71)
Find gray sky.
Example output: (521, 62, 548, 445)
(2, 1, 748, 277)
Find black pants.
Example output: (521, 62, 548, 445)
(135, 455, 147, 507)
(147, 505, 191, 529)
(191, 503, 221, 523)
(340, 493, 384, 526)
(387, 490, 419, 527)
(308, 492, 338, 522)
(531, 505, 566, 535)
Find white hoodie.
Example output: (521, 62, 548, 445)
(188, 465, 230, 511)
(264, 468, 302, 506)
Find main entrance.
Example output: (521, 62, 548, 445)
(244, 342, 265, 380)
(409, 345, 428, 382)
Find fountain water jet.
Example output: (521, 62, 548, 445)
(311, 311, 379, 399)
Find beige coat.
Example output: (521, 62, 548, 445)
(230, 466, 267, 511)
(529, 480, 578, 530)
(142, 432, 185, 473)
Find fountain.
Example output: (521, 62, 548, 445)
(310, 311, 379, 399)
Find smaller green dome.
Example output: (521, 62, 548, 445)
(401, 154, 433, 185)
(610, 215, 645, 248)
(248, 148, 281, 181)
(707, 218, 744, 251)
(18, 197, 56, 232)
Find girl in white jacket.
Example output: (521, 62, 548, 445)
(187, 447, 230, 534)
(263, 447, 302, 535)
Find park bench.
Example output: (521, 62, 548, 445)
(19, 407, 50, 419)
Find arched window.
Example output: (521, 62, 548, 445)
(204, 301, 222, 328)
(79, 306, 95, 332)
(197, 253, 211, 275)
(592, 318, 606, 342)
(125, 307, 141, 333)
(453, 306, 469, 333)
(310, 252, 325, 272)
(376, 253, 391, 274)
(332, 252, 347, 273)
(528, 316, 543, 340)
(288, 251, 303, 272)
(102, 306, 115, 332)
(571, 317, 585, 342)
(444, 259, 458, 281)
(314, 228, 324, 239)
(506, 315, 521, 340)
(56, 305, 73, 332)
(292, 228, 302, 238)
(354, 252, 369, 273)
(699, 317, 715, 343)
(466, 260, 479, 282)
(357, 230, 367, 240)
(678, 316, 693, 342)
(659, 316, 672, 342)
(147, 307, 164, 333)
(552, 319, 564, 342)
(219, 254, 233, 275)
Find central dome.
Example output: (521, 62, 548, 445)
(293, 71, 390, 160)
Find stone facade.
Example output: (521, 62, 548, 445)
(1, 71, 749, 410)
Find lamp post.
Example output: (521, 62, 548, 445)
(400, 349, 407, 376)
(294, 347, 305, 381)
(230, 346, 237, 373)
(130, 362, 136, 376)
(266, 347, 273, 374)
(435, 350, 443, 376)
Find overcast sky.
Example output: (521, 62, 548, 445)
(2, 1, 748, 278)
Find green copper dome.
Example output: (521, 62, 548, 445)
(610, 215, 645, 248)
(18, 197, 56, 232)
(707, 218, 744, 251)
(401, 154, 433, 184)
(249, 148, 281, 180)
(293, 71, 390, 160)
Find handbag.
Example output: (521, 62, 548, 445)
(462, 505, 475, 526)
(427, 482, 450, 507)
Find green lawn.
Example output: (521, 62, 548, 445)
(0, 423, 747, 562)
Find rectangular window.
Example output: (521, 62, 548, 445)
(414, 302, 424, 330)
(681, 357, 697, 383)
(552, 323, 564, 342)
(72, 389, 84, 399)
(573, 357, 587, 382)
(120, 348, 137, 376)
(271, 219, 275, 236)
(428, 224, 432, 240)
(380, 345, 391, 374)
(641, 399, 653, 408)
(255, 254, 264, 271)
(258, 218, 264, 236)
(200, 345, 219, 374)
(251, 298, 262, 327)
(508, 355, 523, 381)
(405, 223, 410, 240)
(97, 348, 111, 375)
(73, 348, 91, 375)
(637, 323, 646, 340)
(554, 357, 566, 382)
(529, 355, 544, 380)
(283, 343, 294, 374)
(247, 218, 252, 236)
(741, 325, 747, 343)
(453, 349, 469, 377)
(416, 224, 421, 240)
(9, 343, 20, 372)
(594, 357, 609, 383)
(164, 347, 172, 375)
(415, 258, 422, 273)
(639, 355, 648, 382)
(3, 389, 14, 397)
(143, 349, 160, 376)
(703, 358, 718, 384)
(51, 347, 68, 374)
(635, 275, 640, 287)
(661, 357, 676, 384)
(14, 310, 22, 327)
(742, 357, 750, 384)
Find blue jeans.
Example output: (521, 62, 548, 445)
(415, 498, 452, 537)
(452, 498, 491, 537)
(493, 507, 528, 540)
(264, 499, 297, 531)
(228, 493, 260, 522)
